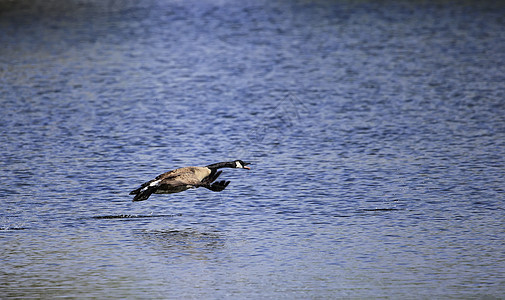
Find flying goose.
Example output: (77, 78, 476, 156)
(129, 160, 251, 202)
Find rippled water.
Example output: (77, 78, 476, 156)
(1, 0, 505, 298)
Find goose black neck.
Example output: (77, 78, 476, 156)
(206, 161, 235, 170)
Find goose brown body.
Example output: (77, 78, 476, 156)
(150, 167, 211, 194)
(129, 160, 250, 202)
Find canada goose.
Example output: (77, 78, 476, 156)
(129, 160, 251, 202)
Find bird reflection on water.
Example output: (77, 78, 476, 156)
(135, 228, 226, 259)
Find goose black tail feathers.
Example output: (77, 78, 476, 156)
(132, 185, 157, 202)
(129, 187, 141, 195)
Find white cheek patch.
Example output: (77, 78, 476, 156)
(149, 180, 161, 187)
(235, 161, 243, 168)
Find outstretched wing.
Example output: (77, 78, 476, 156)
(130, 165, 229, 201)
(207, 180, 230, 192)
(129, 167, 187, 195)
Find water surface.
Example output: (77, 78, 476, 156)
(1, 0, 505, 298)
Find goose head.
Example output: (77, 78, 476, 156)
(234, 160, 251, 169)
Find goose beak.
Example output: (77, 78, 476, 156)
(243, 162, 251, 170)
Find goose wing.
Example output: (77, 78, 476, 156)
(159, 171, 203, 187)
(130, 167, 203, 195)
(156, 166, 210, 180)
(129, 167, 179, 194)
(131, 171, 201, 201)
(154, 167, 186, 180)
(130, 166, 212, 201)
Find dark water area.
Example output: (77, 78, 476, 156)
(1, 0, 505, 298)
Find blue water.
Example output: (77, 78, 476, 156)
(1, 0, 505, 298)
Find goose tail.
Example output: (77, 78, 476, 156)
(130, 179, 162, 201)
(132, 185, 157, 201)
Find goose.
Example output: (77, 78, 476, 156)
(129, 160, 251, 202)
